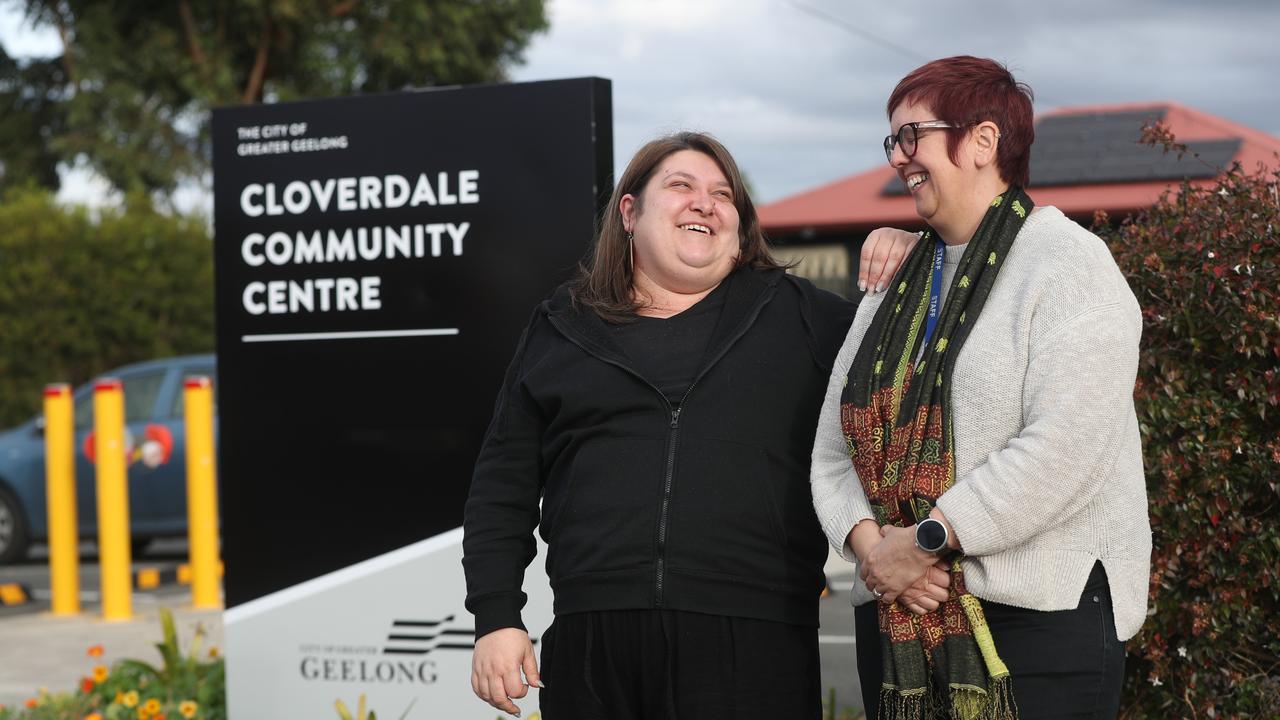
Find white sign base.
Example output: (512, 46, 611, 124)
(225, 528, 553, 719)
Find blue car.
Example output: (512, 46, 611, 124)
(0, 354, 216, 564)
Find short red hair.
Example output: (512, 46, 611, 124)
(887, 56, 1035, 188)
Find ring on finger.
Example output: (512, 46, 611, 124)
(872, 588, 884, 599)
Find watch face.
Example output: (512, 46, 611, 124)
(918, 519, 947, 552)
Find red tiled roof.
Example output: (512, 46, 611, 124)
(760, 101, 1280, 234)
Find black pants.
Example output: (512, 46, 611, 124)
(538, 609, 821, 720)
(855, 562, 1126, 719)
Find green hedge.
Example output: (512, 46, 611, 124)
(0, 188, 214, 427)
(1103, 160, 1280, 717)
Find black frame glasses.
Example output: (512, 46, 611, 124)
(883, 120, 960, 162)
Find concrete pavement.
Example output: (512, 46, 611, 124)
(820, 554, 866, 716)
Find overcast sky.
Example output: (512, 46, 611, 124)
(3, 0, 1278, 207)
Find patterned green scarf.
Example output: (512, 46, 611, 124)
(840, 187, 1034, 720)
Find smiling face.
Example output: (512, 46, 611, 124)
(888, 100, 971, 237)
(621, 149, 742, 296)
(888, 100, 1010, 245)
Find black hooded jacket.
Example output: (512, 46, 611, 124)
(463, 267, 856, 637)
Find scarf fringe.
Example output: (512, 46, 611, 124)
(877, 677, 1018, 720)
(877, 686, 932, 720)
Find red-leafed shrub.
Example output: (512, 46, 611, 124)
(1101, 130, 1280, 718)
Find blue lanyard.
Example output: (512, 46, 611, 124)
(921, 238, 945, 350)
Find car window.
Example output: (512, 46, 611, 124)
(73, 370, 168, 429)
(74, 392, 93, 430)
(170, 366, 217, 418)
(123, 371, 167, 423)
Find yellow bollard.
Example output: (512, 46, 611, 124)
(184, 376, 222, 609)
(93, 378, 132, 621)
(43, 383, 80, 616)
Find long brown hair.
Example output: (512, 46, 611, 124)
(570, 131, 782, 322)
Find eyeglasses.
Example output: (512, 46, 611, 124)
(883, 121, 961, 163)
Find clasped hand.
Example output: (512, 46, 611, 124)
(860, 524, 951, 614)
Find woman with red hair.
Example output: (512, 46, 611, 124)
(812, 57, 1151, 719)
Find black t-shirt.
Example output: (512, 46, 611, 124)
(610, 278, 730, 404)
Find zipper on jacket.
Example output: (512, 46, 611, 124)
(649, 293, 774, 605)
(654, 405, 682, 605)
(546, 291, 775, 609)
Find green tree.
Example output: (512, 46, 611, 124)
(1, 0, 548, 198)
(0, 187, 215, 426)
(0, 45, 64, 193)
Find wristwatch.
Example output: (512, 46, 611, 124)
(914, 518, 949, 554)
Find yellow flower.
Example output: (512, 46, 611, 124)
(208, 646, 219, 659)
(123, 690, 140, 708)
(93, 665, 109, 684)
(179, 700, 198, 718)
(86, 714, 104, 720)
(137, 707, 151, 720)
(144, 698, 162, 714)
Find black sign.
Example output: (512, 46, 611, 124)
(212, 78, 613, 607)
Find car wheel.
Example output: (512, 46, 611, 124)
(0, 485, 30, 565)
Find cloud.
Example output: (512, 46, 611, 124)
(513, 0, 1280, 202)
(0, 4, 59, 57)
(3, 0, 1276, 205)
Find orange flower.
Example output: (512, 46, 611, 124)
(25, 698, 38, 708)
(93, 664, 109, 684)
(137, 708, 151, 720)
(179, 700, 198, 718)
(154, 714, 167, 720)
(144, 698, 162, 714)
(87, 644, 105, 658)
(86, 714, 104, 720)
(81, 677, 95, 694)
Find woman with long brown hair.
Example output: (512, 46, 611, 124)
(463, 131, 924, 718)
